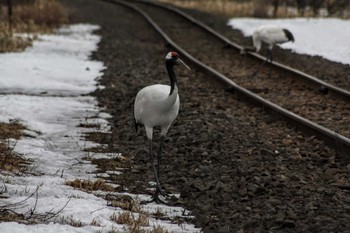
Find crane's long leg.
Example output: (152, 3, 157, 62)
(149, 139, 161, 194)
(143, 139, 168, 205)
(251, 49, 273, 77)
(251, 55, 268, 77)
(156, 135, 164, 179)
(267, 50, 273, 78)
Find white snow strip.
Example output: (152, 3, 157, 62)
(0, 25, 104, 95)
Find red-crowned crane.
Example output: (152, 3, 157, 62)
(134, 51, 190, 204)
(241, 24, 294, 77)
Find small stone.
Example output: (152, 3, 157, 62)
(282, 138, 294, 145)
(245, 206, 252, 211)
(347, 164, 350, 170)
(278, 220, 296, 229)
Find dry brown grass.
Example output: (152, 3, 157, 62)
(11, 0, 68, 30)
(159, 0, 350, 18)
(110, 211, 170, 233)
(65, 178, 116, 192)
(58, 215, 85, 227)
(0, 22, 32, 52)
(91, 218, 103, 227)
(0, 0, 68, 52)
(159, 0, 255, 17)
(106, 194, 141, 212)
(0, 121, 30, 222)
(0, 121, 26, 140)
(0, 121, 28, 173)
(111, 211, 149, 232)
(0, 211, 25, 223)
(152, 208, 166, 220)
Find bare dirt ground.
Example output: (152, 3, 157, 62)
(60, 0, 350, 232)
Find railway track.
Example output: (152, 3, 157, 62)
(131, 0, 350, 97)
(60, 0, 350, 231)
(102, 0, 350, 155)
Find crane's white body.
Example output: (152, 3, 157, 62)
(134, 84, 179, 140)
(253, 25, 293, 52)
(133, 52, 189, 203)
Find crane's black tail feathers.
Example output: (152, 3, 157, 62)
(133, 109, 142, 133)
(132, 97, 143, 133)
(134, 118, 142, 133)
(283, 29, 294, 42)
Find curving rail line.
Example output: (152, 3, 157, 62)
(131, 0, 350, 100)
(102, 0, 350, 155)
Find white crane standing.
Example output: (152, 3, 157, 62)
(241, 25, 294, 77)
(134, 51, 190, 204)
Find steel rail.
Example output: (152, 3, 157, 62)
(102, 0, 350, 155)
(130, 0, 350, 100)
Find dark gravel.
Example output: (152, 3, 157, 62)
(60, 0, 350, 232)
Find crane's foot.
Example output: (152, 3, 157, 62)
(141, 190, 174, 205)
(149, 192, 169, 205)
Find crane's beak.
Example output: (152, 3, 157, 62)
(177, 58, 191, 71)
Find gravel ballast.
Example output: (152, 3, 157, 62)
(60, 1, 350, 232)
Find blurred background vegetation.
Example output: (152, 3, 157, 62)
(0, 0, 68, 52)
(1, 0, 349, 52)
(160, 0, 350, 18)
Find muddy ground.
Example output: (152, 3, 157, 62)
(60, 0, 350, 232)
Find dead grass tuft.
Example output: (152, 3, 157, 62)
(110, 211, 170, 233)
(90, 218, 102, 227)
(59, 216, 85, 227)
(152, 207, 166, 220)
(0, 121, 29, 173)
(0, 121, 26, 140)
(0, 23, 33, 52)
(106, 194, 141, 212)
(0, 0, 68, 52)
(0, 211, 25, 223)
(65, 178, 116, 192)
(111, 211, 149, 232)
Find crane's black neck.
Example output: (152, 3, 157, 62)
(166, 60, 177, 96)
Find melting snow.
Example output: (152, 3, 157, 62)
(0, 24, 199, 233)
